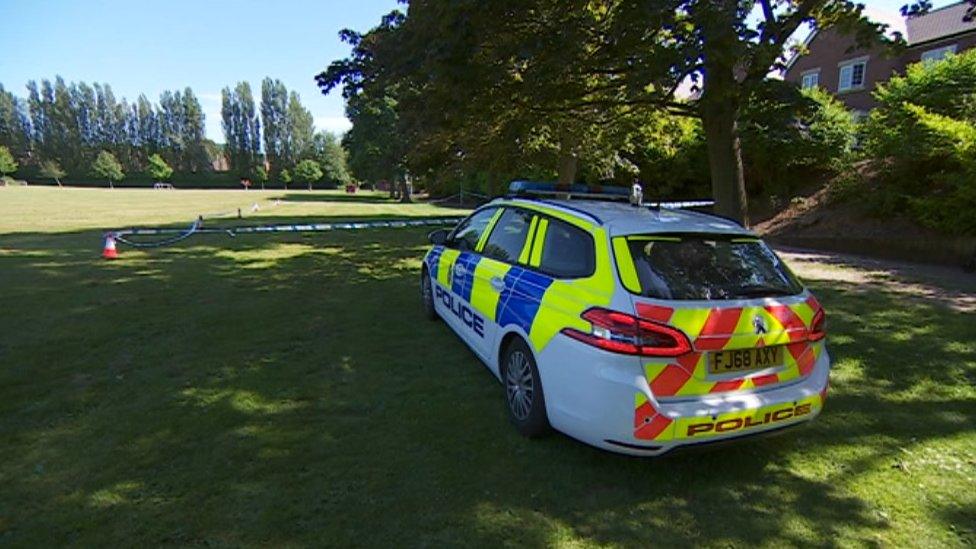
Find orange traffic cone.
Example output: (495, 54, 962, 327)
(102, 233, 119, 259)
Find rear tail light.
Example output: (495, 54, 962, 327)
(809, 308, 826, 341)
(561, 307, 692, 357)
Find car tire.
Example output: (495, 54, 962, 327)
(501, 337, 551, 438)
(421, 267, 438, 321)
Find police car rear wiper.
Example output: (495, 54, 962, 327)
(733, 285, 796, 298)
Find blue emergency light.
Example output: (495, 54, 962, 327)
(507, 180, 715, 210)
(507, 180, 631, 199)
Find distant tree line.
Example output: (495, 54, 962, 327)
(221, 79, 350, 187)
(0, 78, 210, 178)
(0, 76, 350, 188)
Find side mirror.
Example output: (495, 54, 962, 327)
(428, 228, 449, 245)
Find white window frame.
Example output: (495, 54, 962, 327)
(838, 56, 868, 92)
(921, 44, 957, 63)
(800, 69, 820, 89)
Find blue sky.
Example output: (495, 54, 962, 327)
(0, 0, 401, 142)
(0, 0, 955, 142)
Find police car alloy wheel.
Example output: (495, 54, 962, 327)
(502, 338, 550, 438)
(421, 268, 437, 321)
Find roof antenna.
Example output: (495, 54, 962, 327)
(630, 180, 643, 207)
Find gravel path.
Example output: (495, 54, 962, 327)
(776, 247, 976, 313)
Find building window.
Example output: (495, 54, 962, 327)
(801, 70, 820, 89)
(921, 44, 957, 63)
(838, 58, 867, 92)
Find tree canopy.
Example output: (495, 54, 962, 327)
(147, 153, 174, 182)
(319, 0, 895, 223)
(0, 145, 17, 177)
(91, 150, 124, 188)
(294, 159, 323, 189)
(39, 160, 66, 186)
(221, 82, 262, 177)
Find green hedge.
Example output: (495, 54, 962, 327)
(863, 48, 976, 235)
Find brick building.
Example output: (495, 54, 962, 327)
(784, 1, 976, 113)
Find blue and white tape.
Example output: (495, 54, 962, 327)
(110, 216, 464, 249)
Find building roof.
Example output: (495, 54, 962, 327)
(504, 198, 751, 237)
(784, 2, 975, 72)
(906, 2, 976, 45)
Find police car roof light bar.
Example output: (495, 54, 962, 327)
(507, 180, 631, 201)
(507, 181, 715, 210)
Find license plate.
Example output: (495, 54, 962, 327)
(709, 346, 784, 374)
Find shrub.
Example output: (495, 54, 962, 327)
(863, 49, 976, 234)
(740, 84, 857, 197)
(146, 154, 174, 182)
(0, 146, 17, 177)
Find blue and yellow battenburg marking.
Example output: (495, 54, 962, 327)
(423, 199, 615, 352)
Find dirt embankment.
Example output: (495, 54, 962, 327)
(755, 186, 976, 269)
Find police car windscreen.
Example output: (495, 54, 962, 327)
(625, 235, 803, 300)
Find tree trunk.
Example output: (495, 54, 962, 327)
(398, 177, 411, 203)
(697, 0, 749, 226)
(701, 103, 748, 226)
(557, 149, 578, 186)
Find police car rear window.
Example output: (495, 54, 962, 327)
(617, 235, 802, 300)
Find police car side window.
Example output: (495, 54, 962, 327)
(482, 208, 533, 263)
(449, 208, 496, 251)
(538, 219, 595, 278)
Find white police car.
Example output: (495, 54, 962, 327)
(421, 182, 829, 455)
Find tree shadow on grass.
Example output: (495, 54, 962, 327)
(0, 226, 973, 546)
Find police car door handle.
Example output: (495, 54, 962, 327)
(490, 276, 505, 291)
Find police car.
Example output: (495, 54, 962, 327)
(421, 181, 828, 456)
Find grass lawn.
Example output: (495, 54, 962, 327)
(0, 187, 973, 546)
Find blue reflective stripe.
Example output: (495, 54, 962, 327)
(496, 267, 553, 334)
(451, 252, 481, 302)
(427, 246, 444, 279)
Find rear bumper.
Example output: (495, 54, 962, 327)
(538, 336, 830, 457)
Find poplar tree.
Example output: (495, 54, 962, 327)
(261, 78, 288, 179)
(0, 85, 31, 158)
(221, 82, 261, 177)
(286, 91, 314, 166)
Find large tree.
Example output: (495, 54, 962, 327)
(260, 78, 289, 180)
(221, 82, 262, 177)
(286, 91, 315, 166)
(318, 1, 895, 224)
(0, 85, 31, 159)
(311, 131, 352, 185)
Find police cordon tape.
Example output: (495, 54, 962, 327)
(102, 216, 465, 257)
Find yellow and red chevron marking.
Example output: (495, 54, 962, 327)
(634, 391, 827, 443)
(634, 393, 674, 440)
(635, 297, 824, 399)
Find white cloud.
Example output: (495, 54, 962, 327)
(314, 115, 352, 135)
